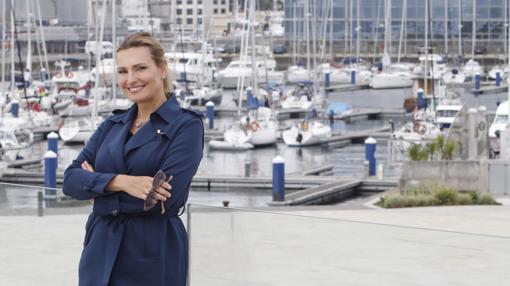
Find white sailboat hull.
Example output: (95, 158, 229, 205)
(282, 122, 332, 147)
(370, 72, 413, 89)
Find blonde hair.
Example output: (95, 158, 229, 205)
(117, 32, 172, 95)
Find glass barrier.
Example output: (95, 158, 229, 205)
(187, 204, 510, 286)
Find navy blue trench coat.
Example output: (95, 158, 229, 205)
(63, 95, 203, 286)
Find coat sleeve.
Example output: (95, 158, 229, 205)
(161, 117, 204, 210)
(62, 121, 118, 200)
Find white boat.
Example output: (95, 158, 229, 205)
(412, 54, 448, 79)
(370, 71, 414, 89)
(435, 104, 463, 129)
(488, 65, 510, 81)
(165, 52, 219, 85)
(319, 63, 373, 85)
(287, 65, 312, 83)
(208, 140, 254, 150)
(59, 116, 103, 143)
(0, 123, 34, 162)
(90, 58, 115, 85)
(216, 59, 284, 88)
(280, 84, 313, 110)
(175, 86, 222, 107)
(442, 68, 466, 84)
(282, 120, 332, 147)
(462, 59, 484, 79)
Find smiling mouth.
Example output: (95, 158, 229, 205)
(128, 85, 145, 93)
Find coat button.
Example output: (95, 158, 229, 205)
(112, 210, 119, 216)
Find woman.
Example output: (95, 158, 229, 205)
(63, 32, 204, 286)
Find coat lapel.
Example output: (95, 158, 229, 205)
(124, 121, 159, 155)
(105, 122, 130, 174)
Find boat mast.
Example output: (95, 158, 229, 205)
(92, 0, 107, 129)
(1, 0, 6, 104)
(25, 0, 31, 78)
(355, 0, 360, 65)
(112, 0, 116, 107)
(471, 0, 476, 59)
(9, 0, 14, 96)
(458, 0, 462, 57)
(444, 0, 448, 57)
(397, 0, 407, 63)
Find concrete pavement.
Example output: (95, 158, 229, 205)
(0, 199, 509, 286)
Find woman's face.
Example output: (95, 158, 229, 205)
(116, 46, 167, 103)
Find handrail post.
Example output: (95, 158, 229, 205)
(37, 190, 43, 217)
(186, 203, 191, 286)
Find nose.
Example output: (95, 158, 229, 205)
(126, 71, 137, 84)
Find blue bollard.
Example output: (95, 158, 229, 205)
(11, 100, 19, 118)
(351, 69, 356, 85)
(272, 156, 285, 201)
(416, 88, 426, 109)
(206, 101, 215, 129)
(44, 151, 57, 198)
(47, 132, 59, 168)
(474, 72, 481, 90)
(364, 137, 376, 176)
(246, 87, 254, 107)
(324, 71, 331, 88)
(180, 72, 187, 82)
(496, 71, 501, 87)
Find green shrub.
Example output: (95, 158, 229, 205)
(434, 186, 459, 205)
(457, 193, 473, 205)
(476, 193, 500, 205)
(377, 184, 501, 208)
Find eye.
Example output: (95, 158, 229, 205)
(135, 66, 147, 71)
(117, 70, 126, 74)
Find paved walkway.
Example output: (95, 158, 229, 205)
(0, 199, 509, 286)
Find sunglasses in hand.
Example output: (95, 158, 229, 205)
(144, 170, 173, 214)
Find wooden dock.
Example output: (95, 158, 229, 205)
(472, 84, 508, 95)
(268, 177, 398, 206)
(321, 126, 391, 145)
(334, 108, 407, 122)
(325, 83, 370, 92)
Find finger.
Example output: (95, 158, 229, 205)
(152, 191, 168, 201)
(161, 182, 172, 190)
(155, 186, 171, 198)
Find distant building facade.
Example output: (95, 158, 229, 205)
(284, 0, 510, 57)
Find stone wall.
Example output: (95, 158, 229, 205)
(399, 160, 486, 192)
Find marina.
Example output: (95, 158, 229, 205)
(1, 0, 510, 285)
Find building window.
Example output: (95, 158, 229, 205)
(198, 9, 202, 15)
(187, 0, 192, 4)
(198, 0, 202, 4)
(213, 0, 218, 4)
(187, 9, 193, 15)
(187, 18, 193, 24)
(176, 0, 182, 4)
(198, 18, 203, 24)
(176, 18, 182, 24)
(213, 8, 217, 14)
(176, 9, 182, 15)
(221, 0, 225, 4)
(221, 8, 225, 14)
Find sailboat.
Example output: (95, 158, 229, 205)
(59, 0, 110, 143)
(210, 0, 277, 150)
(370, 0, 413, 89)
(282, 0, 331, 147)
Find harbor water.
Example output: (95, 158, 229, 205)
(0, 86, 508, 209)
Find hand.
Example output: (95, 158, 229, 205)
(81, 161, 94, 172)
(81, 161, 95, 204)
(109, 174, 172, 202)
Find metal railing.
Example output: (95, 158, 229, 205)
(186, 203, 510, 286)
